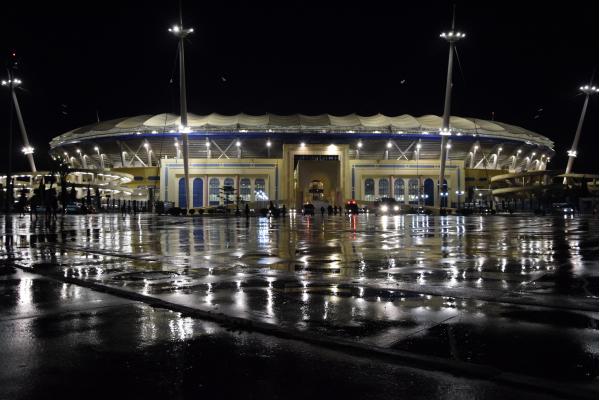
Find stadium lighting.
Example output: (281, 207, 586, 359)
(236, 140, 241, 147)
(446, 143, 451, 149)
(357, 141, 363, 148)
(579, 85, 599, 94)
(266, 140, 272, 147)
(416, 143, 421, 150)
(205, 141, 210, 148)
(143, 142, 149, 149)
(565, 83, 599, 178)
(437, 7, 465, 211)
(440, 31, 466, 41)
(387, 141, 393, 148)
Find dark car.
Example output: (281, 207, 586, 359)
(374, 197, 401, 215)
(301, 203, 315, 215)
(345, 200, 360, 214)
(551, 203, 575, 215)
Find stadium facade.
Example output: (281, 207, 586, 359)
(45, 112, 556, 210)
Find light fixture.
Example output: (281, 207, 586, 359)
(357, 141, 363, 148)
(300, 142, 306, 148)
(266, 140, 272, 147)
(387, 141, 392, 148)
(236, 140, 241, 147)
(21, 146, 34, 155)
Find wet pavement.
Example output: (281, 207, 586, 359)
(0, 213, 597, 394)
(0, 270, 577, 399)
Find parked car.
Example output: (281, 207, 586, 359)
(552, 203, 575, 215)
(374, 197, 401, 215)
(301, 203, 315, 215)
(64, 202, 82, 215)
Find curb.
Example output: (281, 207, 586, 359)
(14, 263, 597, 400)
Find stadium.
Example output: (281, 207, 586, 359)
(43, 112, 557, 210)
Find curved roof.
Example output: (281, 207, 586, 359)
(50, 113, 553, 149)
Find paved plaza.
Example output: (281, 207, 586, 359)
(0, 213, 597, 398)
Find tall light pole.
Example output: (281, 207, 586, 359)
(169, 7, 194, 210)
(2, 75, 36, 172)
(564, 84, 598, 181)
(436, 9, 465, 211)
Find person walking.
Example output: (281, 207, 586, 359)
(320, 206, 325, 217)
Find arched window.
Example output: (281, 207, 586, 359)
(424, 178, 434, 206)
(193, 178, 203, 208)
(364, 178, 375, 201)
(255, 178, 267, 200)
(240, 178, 251, 202)
(209, 178, 220, 205)
(378, 178, 389, 198)
(437, 178, 449, 207)
(394, 178, 404, 202)
(223, 177, 234, 205)
(408, 178, 419, 205)
(178, 178, 187, 209)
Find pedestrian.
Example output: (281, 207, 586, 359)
(282, 204, 286, 217)
(245, 203, 250, 217)
(327, 205, 333, 215)
(320, 206, 325, 217)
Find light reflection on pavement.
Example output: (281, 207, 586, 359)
(1, 213, 597, 382)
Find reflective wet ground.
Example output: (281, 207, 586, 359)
(0, 213, 597, 388)
(1, 270, 569, 400)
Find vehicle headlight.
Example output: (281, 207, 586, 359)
(381, 205, 388, 212)
(393, 205, 399, 211)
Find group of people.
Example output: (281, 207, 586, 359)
(320, 205, 343, 216)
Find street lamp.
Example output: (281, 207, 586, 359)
(564, 84, 599, 180)
(437, 8, 465, 211)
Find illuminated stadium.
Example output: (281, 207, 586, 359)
(43, 112, 558, 209)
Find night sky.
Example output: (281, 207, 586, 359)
(1, 1, 598, 173)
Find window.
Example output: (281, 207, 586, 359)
(240, 178, 251, 202)
(193, 178, 203, 208)
(378, 178, 389, 198)
(408, 178, 419, 204)
(255, 178, 268, 200)
(178, 178, 187, 208)
(209, 178, 220, 205)
(223, 178, 234, 204)
(364, 178, 375, 201)
(394, 178, 404, 202)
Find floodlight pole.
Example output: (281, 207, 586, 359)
(170, 5, 194, 209)
(2, 71, 36, 172)
(564, 84, 598, 181)
(436, 8, 464, 211)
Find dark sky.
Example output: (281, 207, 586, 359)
(1, 0, 598, 173)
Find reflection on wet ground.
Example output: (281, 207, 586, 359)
(0, 213, 597, 383)
(2, 271, 567, 400)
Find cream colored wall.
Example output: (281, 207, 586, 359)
(350, 159, 465, 205)
(160, 158, 283, 207)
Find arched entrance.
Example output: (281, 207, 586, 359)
(178, 178, 187, 209)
